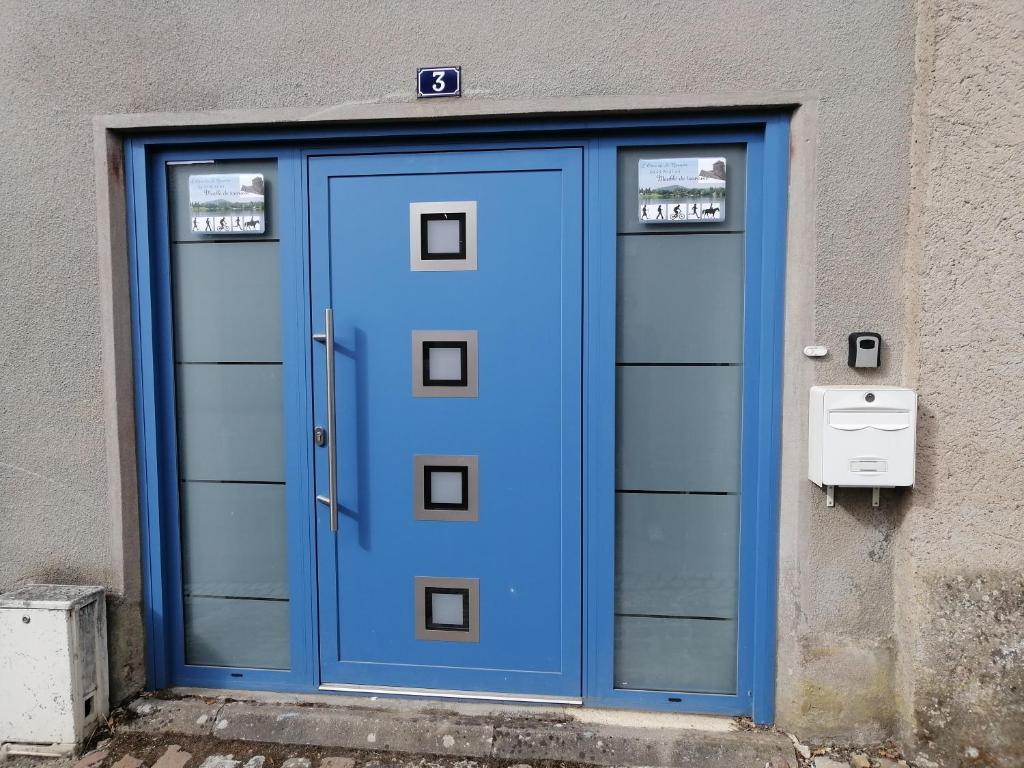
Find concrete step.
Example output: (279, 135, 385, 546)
(124, 692, 797, 768)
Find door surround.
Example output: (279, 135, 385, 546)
(120, 110, 789, 722)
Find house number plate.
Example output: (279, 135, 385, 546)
(417, 67, 461, 98)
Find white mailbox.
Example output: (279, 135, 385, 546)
(809, 386, 917, 491)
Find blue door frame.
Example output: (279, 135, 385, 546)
(126, 111, 788, 721)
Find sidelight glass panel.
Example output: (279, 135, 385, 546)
(614, 144, 746, 696)
(167, 158, 290, 670)
(617, 234, 744, 364)
(615, 493, 739, 619)
(616, 365, 742, 493)
(172, 242, 282, 363)
(184, 596, 290, 669)
(175, 364, 284, 482)
(180, 482, 288, 600)
(614, 615, 737, 694)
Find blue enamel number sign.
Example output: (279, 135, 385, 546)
(417, 67, 461, 98)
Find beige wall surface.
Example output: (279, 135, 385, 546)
(896, 1, 1024, 766)
(0, 0, 927, 742)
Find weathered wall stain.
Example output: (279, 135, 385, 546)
(912, 574, 1024, 768)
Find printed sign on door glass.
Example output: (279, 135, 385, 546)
(189, 173, 266, 234)
(638, 158, 726, 223)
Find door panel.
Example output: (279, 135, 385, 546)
(309, 149, 583, 696)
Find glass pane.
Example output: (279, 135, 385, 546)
(172, 241, 281, 363)
(180, 482, 288, 599)
(617, 234, 744, 364)
(614, 145, 745, 695)
(426, 218, 462, 254)
(614, 615, 736, 694)
(430, 592, 465, 626)
(616, 365, 742, 493)
(184, 596, 290, 669)
(615, 493, 739, 619)
(168, 158, 290, 670)
(428, 470, 464, 506)
(175, 364, 284, 482)
(427, 345, 464, 382)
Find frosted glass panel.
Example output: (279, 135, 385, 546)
(180, 482, 288, 600)
(426, 218, 462, 254)
(184, 596, 289, 669)
(172, 242, 281, 363)
(430, 592, 465, 626)
(176, 364, 284, 482)
(614, 615, 736, 694)
(617, 234, 744, 364)
(616, 493, 739, 619)
(429, 470, 464, 506)
(427, 346, 463, 381)
(168, 158, 289, 671)
(616, 365, 742, 492)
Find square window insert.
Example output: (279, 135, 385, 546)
(421, 213, 466, 260)
(415, 577, 479, 642)
(426, 588, 469, 631)
(413, 455, 479, 521)
(412, 331, 478, 397)
(410, 201, 477, 271)
(424, 342, 467, 386)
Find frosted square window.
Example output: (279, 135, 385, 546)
(423, 342, 467, 386)
(424, 216, 464, 257)
(415, 577, 479, 642)
(412, 331, 478, 397)
(409, 202, 477, 271)
(425, 588, 470, 631)
(413, 455, 478, 521)
(425, 467, 467, 509)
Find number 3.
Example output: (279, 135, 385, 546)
(431, 70, 446, 92)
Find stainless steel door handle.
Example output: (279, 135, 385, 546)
(313, 307, 339, 532)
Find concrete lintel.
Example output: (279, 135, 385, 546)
(94, 90, 811, 133)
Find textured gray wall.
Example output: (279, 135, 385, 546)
(0, 0, 921, 738)
(896, 1, 1024, 765)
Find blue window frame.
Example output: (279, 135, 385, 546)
(126, 111, 788, 722)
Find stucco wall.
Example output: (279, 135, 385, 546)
(896, 1, 1024, 765)
(0, 0, 917, 736)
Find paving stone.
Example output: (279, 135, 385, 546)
(72, 750, 108, 768)
(125, 698, 221, 737)
(111, 757, 145, 768)
(281, 759, 311, 768)
(319, 759, 354, 768)
(197, 757, 240, 768)
(152, 746, 191, 768)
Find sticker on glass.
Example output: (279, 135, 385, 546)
(638, 157, 726, 223)
(188, 173, 265, 234)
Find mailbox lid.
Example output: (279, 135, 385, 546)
(816, 386, 917, 487)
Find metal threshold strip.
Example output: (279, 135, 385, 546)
(318, 682, 583, 705)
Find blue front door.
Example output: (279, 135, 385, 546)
(308, 149, 583, 697)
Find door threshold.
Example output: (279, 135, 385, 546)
(318, 682, 583, 705)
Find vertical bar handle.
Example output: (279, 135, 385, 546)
(313, 308, 339, 532)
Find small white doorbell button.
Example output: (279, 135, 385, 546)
(848, 332, 881, 368)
